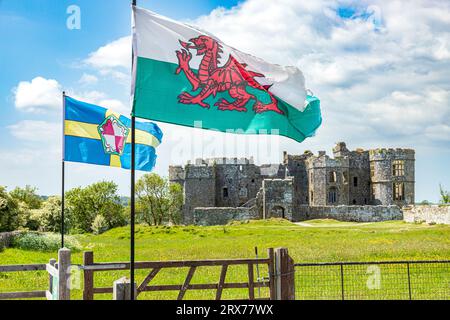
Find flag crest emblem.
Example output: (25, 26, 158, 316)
(64, 96, 162, 171)
(98, 115, 130, 156)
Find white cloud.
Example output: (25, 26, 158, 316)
(8, 120, 60, 143)
(14, 77, 62, 113)
(192, 0, 450, 147)
(12, 76, 128, 114)
(79, 73, 98, 86)
(84, 36, 131, 70)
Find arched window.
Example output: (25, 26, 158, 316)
(329, 171, 337, 183)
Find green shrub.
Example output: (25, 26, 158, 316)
(91, 215, 108, 235)
(11, 232, 81, 252)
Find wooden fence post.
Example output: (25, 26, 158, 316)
(273, 248, 295, 300)
(48, 258, 56, 297)
(58, 248, 71, 300)
(113, 277, 137, 300)
(83, 251, 94, 300)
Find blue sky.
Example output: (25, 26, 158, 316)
(1, 0, 449, 202)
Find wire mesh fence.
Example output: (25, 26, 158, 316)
(295, 260, 450, 300)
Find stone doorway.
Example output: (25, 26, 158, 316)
(270, 205, 286, 219)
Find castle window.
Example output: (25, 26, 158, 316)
(239, 165, 243, 172)
(310, 191, 314, 202)
(310, 172, 313, 183)
(352, 199, 356, 205)
(393, 182, 405, 201)
(328, 187, 337, 204)
(329, 171, 337, 183)
(353, 177, 358, 187)
(223, 187, 229, 198)
(251, 179, 255, 183)
(392, 160, 405, 176)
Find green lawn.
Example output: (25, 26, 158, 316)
(1, 219, 449, 300)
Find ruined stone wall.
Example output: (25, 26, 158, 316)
(306, 154, 349, 206)
(0, 231, 21, 249)
(347, 151, 371, 205)
(193, 206, 260, 226)
(261, 178, 294, 220)
(214, 163, 262, 207)
(296, 205, 402, 222)
(285, 153, 311, 210)
(369, 148, 415, 206)
(169, 165, 185, 187)
(403, 205, 450, 224)
(182, 165, 216, 224)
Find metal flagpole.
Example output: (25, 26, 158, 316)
(130, 0, 137, 300)
(61, 91, 66, 248)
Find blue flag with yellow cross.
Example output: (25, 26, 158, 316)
(64, 96, 162, 171)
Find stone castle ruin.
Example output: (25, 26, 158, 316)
(169, 142, 416, 225)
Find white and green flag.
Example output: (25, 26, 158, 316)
(131, 5, 321, 142)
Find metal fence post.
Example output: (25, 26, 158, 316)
(340, 263, 345, 301)
(58, 248, 71, 300)
(406, 262, 412, 300)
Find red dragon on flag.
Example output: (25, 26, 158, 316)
(175, 35, 284, 114)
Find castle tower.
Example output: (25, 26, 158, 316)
(306, 152, 350, 206)
(369, 148, 415, 206)
(168, 165, 185, 187)
(333, 143, 371, 205)
(181, 164, 216, 224)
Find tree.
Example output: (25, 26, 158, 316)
(66, 181, 126, 233)
(9, 185, 42, 209)
(0, 186, 21, 232)
(32, 196, 69, 233)
(440, 184, 450, 204)
(135, 173, 183, 226)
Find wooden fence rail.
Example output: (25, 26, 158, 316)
(0, 247, 295, 300)
(82, 248, 285, 300)
(0, 264, 47, 300)
(0, 248, 71, 300)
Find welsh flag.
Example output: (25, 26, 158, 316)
(132, 6, 321, 143)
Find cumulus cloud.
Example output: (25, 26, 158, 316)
(84, 36, 131, 70)
(14, 77, 61, 112)
(12, 76, 128, 114)
(79, 73, 98, 86)
(8, 120, 60, 143)
(192, 0, 450, 146)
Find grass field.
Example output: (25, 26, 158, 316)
(0, 219, 449, 299)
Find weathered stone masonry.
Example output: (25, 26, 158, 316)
(170, 142, 417, 225)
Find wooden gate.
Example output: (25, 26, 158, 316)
(82, 248, 294, 300)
